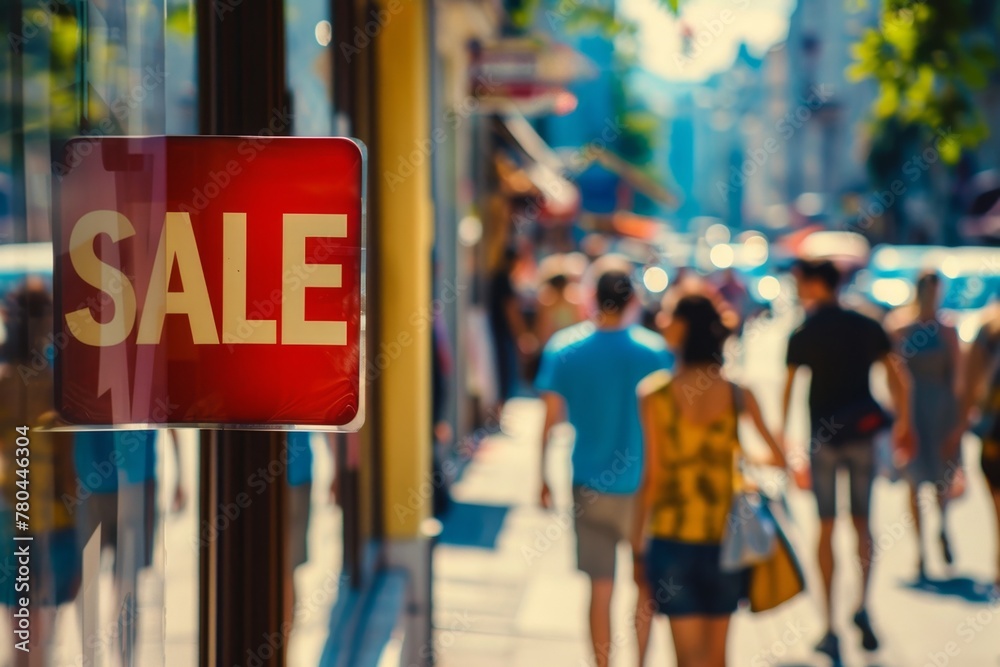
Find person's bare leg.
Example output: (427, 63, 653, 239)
(850, 513, 882, 651)
(589, 578, 614, 667)
(909, 484, 925, 576)
(702, 616, 732, 667)
(634, 580, 653, 667)
(668, 616, 708, 667)
(11, 606, 53, 667)
(992, 490, 1000, 589)
(937, 488, 954, 567)
(284, 566, 296, 662)
(817, 518, 836, 630)
(852, 515, 873, 607)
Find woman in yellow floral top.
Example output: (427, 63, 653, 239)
(0, 280, 79, 664)
(632, 291, 786, 667)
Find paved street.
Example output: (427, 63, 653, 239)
(432, 312, 1000, 667)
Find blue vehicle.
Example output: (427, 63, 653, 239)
(854, 245, 1000, 342)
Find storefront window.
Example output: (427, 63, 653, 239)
(282, 4, 343, 664)
(1, 1, 171, 664)
(285, 0, 333, 136)
(165, 0, 197, 135)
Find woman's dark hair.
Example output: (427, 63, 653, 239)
(672, 294, 731, 365)
(546, 273, 569, 291)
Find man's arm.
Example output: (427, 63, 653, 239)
(781, 328, 804, 444)
(743, 387, 787, 469)
(505, 297, 538, 355)
(780, 365, 797, 441)
(881, 351, 915, 458)
(947, 336, 988, 458)
(631, 392, 658, 557)
(170, 431, 187, 513)
(960, 338, 989, 424)
(539, 391, 565, 509)
(944, 325, 963, 400)
(780, 365, 812, 488)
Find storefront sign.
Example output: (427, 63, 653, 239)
(55, 137, 366, 429)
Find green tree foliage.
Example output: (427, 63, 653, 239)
(531, 0, 680, 38)
(848, 0, 998, 166)
(610, 73, 659, 177)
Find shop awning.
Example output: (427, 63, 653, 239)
(496, 108, 678, 221)
(578, 148, 677, 206)
(496, 110, 580, 221)
(469, 37, 596, 116)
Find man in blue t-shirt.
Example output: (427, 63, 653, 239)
(285, 432, 314, 571)
(73, 430, 159, 569)
(535, 258, 672, 667)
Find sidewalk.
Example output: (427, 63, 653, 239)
(433, 390, 1000, 667)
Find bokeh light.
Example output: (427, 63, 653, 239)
(643, 266, 670, 293)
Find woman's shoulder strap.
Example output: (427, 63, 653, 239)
(637, 369, 672, 401)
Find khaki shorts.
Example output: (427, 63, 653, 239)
(572, 486, 635, 580)
(76, 481, 157, 570)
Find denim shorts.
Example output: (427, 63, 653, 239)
(810, 438, 875, 519)
(644, 538, 747, 617)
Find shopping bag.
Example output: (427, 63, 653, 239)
(745, 494, 806, 613)
(720, 491, 777, 572)
(874, 430, 903, 482)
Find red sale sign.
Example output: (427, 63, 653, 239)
(55, 136, 365, 429)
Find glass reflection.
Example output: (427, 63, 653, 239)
(2, 0, 172, 662)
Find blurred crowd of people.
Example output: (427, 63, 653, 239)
(511, 241, 1000, 667)
(0, 279, 333, 666)
(484, 240, 767, 410)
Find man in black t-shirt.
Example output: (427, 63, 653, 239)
(780, 259, 914, 661)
